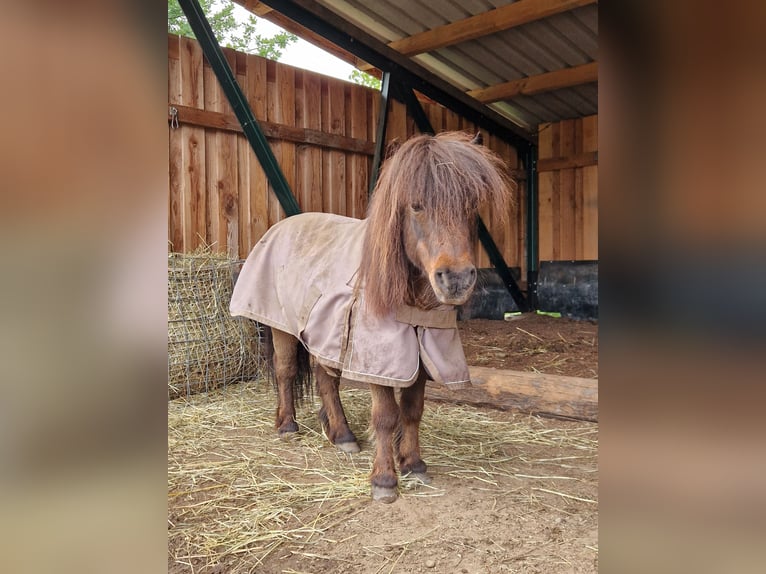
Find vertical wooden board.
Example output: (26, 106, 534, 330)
(582, 166, 598, 259)
(305, 73, 323, 213)
(581, 114, 598, 259)
(244, 55, 268, 246)
(574, 164, 585, 260)
(295, 70, 325, 213)
(426, 102, 444, 133)
(406, 113, 416, 138)
(266, 61, 292, 226)
(294, 70, 308, 212)
(537, 123, 554, 261)
(538, 172, 555, 261)
(234, 58, 249, 259)
(275, 63, 296, 224)
(220, 128, 239, 258)
(558, 119, 577, 260)
(582, 114, 598, 152)
(347, 84, 369, 218)
(444, 108, 460, 132)
(180, 37, 206, 252)
(387, 99, 407, 144)
(320, 78, 347, 215)
(168, 36, 183, 252)
(246, 54, 268, 119)
(236, 133, 251, 258)
(203, 59, 224, 251)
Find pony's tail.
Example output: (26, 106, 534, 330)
(294, 341, 313, 403)
(262, 325, 313, 403)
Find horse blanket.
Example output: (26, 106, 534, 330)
(230, 212, 471, 389)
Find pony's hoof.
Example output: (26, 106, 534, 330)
(372, 485, 398, 503)
(404, 472, 432, 485)
(335, 441, 360, 454)
(277, 422, 299, 436)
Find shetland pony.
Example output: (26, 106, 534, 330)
(231, 131, 514, 502)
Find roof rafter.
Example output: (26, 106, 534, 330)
(468, 61, 598, 103)
(232, 0, 379, 77)
(388, 0, 597, 56)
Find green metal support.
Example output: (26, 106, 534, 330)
(524, 145, 540, 309)
(368, 71, 392, 196)
(178, 0, 301, 217)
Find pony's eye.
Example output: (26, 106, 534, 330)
(411, 203, 424, 212)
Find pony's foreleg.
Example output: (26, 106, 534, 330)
(370, 383, 400, 503)
(271, 328, 299, 435)
(315, 366, 360, 453)
(397, 371, 430, 483)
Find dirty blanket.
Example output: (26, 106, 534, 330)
(230, 212, 470, 389)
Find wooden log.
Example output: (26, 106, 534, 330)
(424, 366, 597, 421)
(342, 366, 597, 422)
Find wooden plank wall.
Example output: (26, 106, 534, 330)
(537, 115, 598, 261)
(168, 34, 526, 275)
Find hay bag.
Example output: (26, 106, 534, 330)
(168, 250, 263, 398)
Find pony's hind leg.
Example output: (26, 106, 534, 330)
(271, 328, 300, 435)
(370, 384, 400, 503)
(315, 366, 360, 453)
(397, 370, 430, 484)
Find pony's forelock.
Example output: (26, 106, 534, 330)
(359, 131, 516, 316)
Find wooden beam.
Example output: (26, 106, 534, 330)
(341, 366, 598, 422)
(468, 61, 598, 103)
(168, 104, 376, 155)
(389, 0, 596, 56)
(427, 366, 598, 422)
(537, 151, 598, 172)
(232, 0, 380, 78)
(233, 0, 274, 16)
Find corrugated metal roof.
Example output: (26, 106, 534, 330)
(314, 0, 598, 131)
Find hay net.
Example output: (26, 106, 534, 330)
(168, 249, 264, 399)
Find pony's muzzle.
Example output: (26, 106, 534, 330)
(433, 264, 477, 304)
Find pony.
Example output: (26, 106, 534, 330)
(230, 131, 514, 502)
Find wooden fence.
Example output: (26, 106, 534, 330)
(537, 115, 599, 261)
(168, 34, 526, 274)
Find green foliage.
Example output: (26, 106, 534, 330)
(349, 69, 381, 90)
(168, 0, 296, 60)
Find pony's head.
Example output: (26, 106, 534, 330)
(360, 131, 515, 316)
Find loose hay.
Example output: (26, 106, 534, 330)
(168, 249, 263, 399)
(168, 383, 598, 573)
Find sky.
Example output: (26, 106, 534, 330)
(232, 3, 358, 83)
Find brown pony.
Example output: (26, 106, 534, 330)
(231, 131, 514, 503)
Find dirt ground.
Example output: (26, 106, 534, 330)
(168, 316, 598, 573)
(459, 314, 598, 379)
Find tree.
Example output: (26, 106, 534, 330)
(168, 0, 296, 60)
(349, 69, 381, 90)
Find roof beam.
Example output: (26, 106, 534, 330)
(389, 0, 597, 56)
(260, 0, 537, 147)
(468, 61, 598, 103)
(232, 0, 379, 77)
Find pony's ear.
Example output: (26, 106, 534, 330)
(471, 131, 484, 146)
(385, 139, 401, 159)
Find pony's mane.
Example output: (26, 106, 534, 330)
(359, 131, 516, 317)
